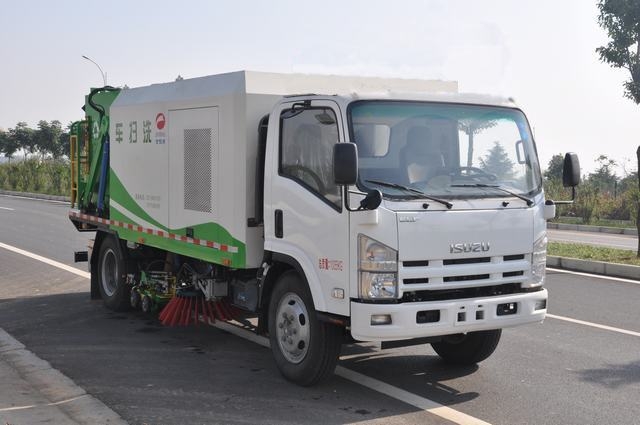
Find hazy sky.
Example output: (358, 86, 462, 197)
(1, 0, 638, 174)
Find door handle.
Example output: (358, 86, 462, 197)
(275, 209, 283, 238)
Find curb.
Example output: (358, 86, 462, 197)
(0, 189, 70, 203)
(547, 256, 640, 281)
(547, 222, 637, 236)
(0, 328, 127, 425)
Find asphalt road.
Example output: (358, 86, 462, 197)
(1, 194, 639, 425)
(547, 228, 638, 250)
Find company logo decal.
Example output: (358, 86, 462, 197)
(449, 242, 490, 254)
(92, 121, 100, 141)
(156, 113, 166, 130)
(319, 258, 344, 271)
(399, 216, 418, 222)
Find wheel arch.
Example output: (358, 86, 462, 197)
(258, 251, 348, 334)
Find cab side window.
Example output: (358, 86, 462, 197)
(280, 107, 341, 209)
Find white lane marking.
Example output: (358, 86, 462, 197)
(0, 394, 88, 412)
(0, 242, 90, 279)
(0, 244, 491, 425)
(546, 314, 640, 338)
(0, 206, 15, 211)
(546, 267, 640, 285)
(336, 367, 491, 425)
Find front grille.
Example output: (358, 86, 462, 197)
(443, 257, 490, 266)
(443, 273, 490, 282)
(504, 254, 525, 261)
(404, 278, 429, 284)
(400, 253, 530, 292)
(403, 260, 430, 267)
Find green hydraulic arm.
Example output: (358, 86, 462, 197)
(77, 87, 120, 214)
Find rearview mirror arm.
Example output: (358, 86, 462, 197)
(552, 186, 576, 205)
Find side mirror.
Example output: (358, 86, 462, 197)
(359, 189, 382, 210)
(552, 152, 580, 206)
(562, 152, 580, 187)
(333, 143, 358, 185)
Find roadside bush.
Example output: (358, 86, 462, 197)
(546, 177, 634, 225)
(0, 159, 70, 196)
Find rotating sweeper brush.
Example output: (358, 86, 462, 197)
(158, 288, 238, 327)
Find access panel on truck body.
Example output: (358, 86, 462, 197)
(108, 76, 252, 268)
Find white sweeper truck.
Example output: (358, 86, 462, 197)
(69, 70, 580, 385)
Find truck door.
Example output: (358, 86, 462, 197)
(265, 100, 349, 316)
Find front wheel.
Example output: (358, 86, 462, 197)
(268, 271, 343, 386)
(431, 329, 501, 365)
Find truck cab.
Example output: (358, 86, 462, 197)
(262, 92, 576, 382)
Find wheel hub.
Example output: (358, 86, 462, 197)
(275, 293, 310, 364)
(100, 249, 118, 297)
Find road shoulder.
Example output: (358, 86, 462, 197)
(0, 327, 127, 425)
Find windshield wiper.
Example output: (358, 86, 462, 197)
(366, 179, 453, 209)
(450, 183, 533, 206)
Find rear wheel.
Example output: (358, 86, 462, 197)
(130, 290, 141, 309)
(97, 236, 130, 311)
(431, 329, 501, 365)
(141, 295, 153, 314)
(268, 271, 343, 386)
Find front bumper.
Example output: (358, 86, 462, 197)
(350, 289, 547, 342)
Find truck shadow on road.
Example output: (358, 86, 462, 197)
(340, 345, 481, 407)
(574, 360, 640, 389)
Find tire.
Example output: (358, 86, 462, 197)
(141, 295, 153, 314)
(431, 329, 501, 365)
(97, 235, 130, 311)
(130, 289, 141, 309)
(268, 271, 343, 386)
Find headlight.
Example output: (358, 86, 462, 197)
(527, 235, 547, 288)
(359, 235, 398, 299)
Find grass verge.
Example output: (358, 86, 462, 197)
(548, 242, 640, 266)
(551, 216, 635, 229)
(0, 159, 70, 196)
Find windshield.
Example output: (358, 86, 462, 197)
(349, 101, 542, 200)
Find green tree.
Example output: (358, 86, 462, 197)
(589, 154, 618, 195)
(597, 0, 640, 103)
(479, 142, 515, 180)
(9, 122, 35, 159)
(597, 0, 640, 256)
(35, 120, 64, 158)
(619, 170, 638, 193)
(58, 121, 75, 158)
(544, 153, 565, 181)
(0, 130, 7, 158)
(3, 123, 26, 160)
